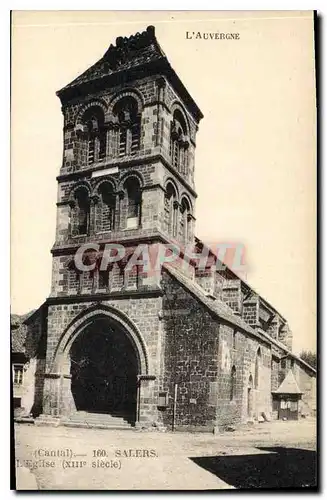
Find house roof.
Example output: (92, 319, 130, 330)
(11, 314, 28, 354)
(272, 369, 303, 395)
(56, 25, 203, 122)
(10, 309, 39, 354)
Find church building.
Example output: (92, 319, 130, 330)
(12, 26, 316, 431)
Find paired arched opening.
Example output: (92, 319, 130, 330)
(170, 109, 189, 175)
(164, 183, 193, 243)
(113, 97, 141, 157)
(77, 95, 143, 166)
(81, 106, 106, 166)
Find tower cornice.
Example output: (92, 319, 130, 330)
(56, 152, 198, 199)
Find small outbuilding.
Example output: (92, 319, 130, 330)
(272, 370, 303, 420)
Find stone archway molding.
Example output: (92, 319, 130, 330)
(51, 303, 150, 376)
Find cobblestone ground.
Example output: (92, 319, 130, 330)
(13, 419, 316, 490)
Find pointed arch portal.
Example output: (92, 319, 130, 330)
(51, 306, 149, 424)
(70, 318, 138, 418)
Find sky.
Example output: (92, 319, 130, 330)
(11, 11, 316, 354)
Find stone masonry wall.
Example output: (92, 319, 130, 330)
(216, 326, 272, 426)
(160, 271, 219, 431)
(160, 270, 273, 430)
(216, 323, 243, 427)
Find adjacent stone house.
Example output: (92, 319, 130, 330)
(11, 26, 316, 431)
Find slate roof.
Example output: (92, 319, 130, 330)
(273, 369, 303, 395)
(57, 25, 203, 122)
(59, 26, 165, 93)
(11, 310, 36, 354)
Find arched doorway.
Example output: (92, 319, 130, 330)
(69, 317, 138, 422)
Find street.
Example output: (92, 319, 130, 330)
(14, 418, 317, 490)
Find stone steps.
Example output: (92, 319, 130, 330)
(63, 421, 135, 430)
(62, 412, 135, 430)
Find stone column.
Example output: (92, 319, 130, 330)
(107, 124, 119, 158)
(187, 213, 194, 244)
(156, 77, 166, 148)
(117, 190, 125, 230)
(173, 200, 179, 239)
(89, 194, 99, 236)
(35, 373, 62, 425)
(60, 374, 76, 416)
(135, 375, 158, 428)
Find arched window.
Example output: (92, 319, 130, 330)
(164, 183, 178, 237)
(180, 197, 192, 244)
(170, 109, 189, 174)
(81, 106, 106, 165)
(124, 177, 141, 229)
(97, 182, 116, 232)
(254, 347, 261, 389)
(71, 186, 90, 236)
(230, 366, 236, 401)
(113, 97, 141, 157)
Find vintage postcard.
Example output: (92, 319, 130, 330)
(11, 10, 317, 490)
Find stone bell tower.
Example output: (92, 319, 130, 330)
(51, 25, 203, 299)
(39, 25, 203, 427)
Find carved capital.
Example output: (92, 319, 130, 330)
(75, 123, 87, 139)
(157, 76, 166, 89)
(91, 194, 100, 205)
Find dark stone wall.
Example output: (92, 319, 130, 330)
(160, 271, 219, 431)
(159, 271, 276, 430)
